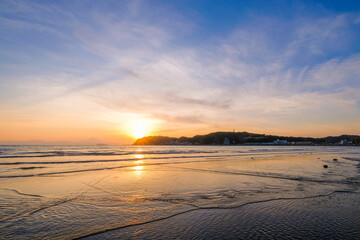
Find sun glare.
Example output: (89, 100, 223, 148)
(133, 128, 146, 139)
(132, 121, 148, 139)
(126, 118, 159, 140)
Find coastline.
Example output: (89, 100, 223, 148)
(83, 191, 360, 239)
(1, 145, 360, 239)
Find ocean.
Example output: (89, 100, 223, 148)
(1, 145, 360, 239)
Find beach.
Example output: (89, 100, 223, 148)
(86, 192, 360, 239)
(1, 145, 360, 239)
(2, 0, 360, 239)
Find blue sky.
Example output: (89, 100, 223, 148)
(1, 0, 360, 144)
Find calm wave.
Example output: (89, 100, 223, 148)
(1, 145, 359, 239)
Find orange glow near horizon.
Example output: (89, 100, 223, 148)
(1, 109, 359, 145)
(1, 1, 360, 146)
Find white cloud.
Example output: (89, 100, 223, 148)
(302, 54, 360, 90)
(1, 1, 360, 140)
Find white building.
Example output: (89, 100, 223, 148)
(340, 139, 351, 145)
(274, 139, 288, 145)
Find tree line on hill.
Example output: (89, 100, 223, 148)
(133, 131, 360, 145)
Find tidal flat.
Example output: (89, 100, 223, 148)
(1, 145, 359, 239)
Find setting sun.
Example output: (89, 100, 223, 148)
(131, 121, 148, 139)
(133, 128, 146, 139)
(2, 1, 360, 239)
(124, 117, 159, 140)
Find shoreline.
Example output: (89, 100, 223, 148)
(79, 190, 360, 239)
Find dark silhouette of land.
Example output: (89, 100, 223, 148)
(133, 131, 360, 145)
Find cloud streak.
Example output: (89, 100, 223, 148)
(0, 0, 360, 143)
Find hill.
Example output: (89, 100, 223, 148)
(133, 132, 360, 145)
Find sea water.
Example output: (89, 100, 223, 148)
(0, 145, 359, 239)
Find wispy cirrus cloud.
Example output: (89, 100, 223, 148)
(0, 0, 360, 143)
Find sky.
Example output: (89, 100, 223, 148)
(1, 0, 360, 145)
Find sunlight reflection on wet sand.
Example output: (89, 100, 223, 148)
(1, 146, 359, 239)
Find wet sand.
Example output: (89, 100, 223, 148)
(84, 192, 360, 239)
(1, 146, 360, 239)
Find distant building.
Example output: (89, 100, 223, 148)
(340, 139, 350, 145)
(223, 137, 230, 145)
(274, 139, 288, 145)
